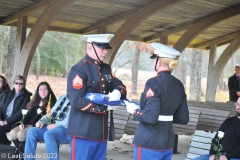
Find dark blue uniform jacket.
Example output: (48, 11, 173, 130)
(67, 55, 126, 141)
(132, 71, 189, 150)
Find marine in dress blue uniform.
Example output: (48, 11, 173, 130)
(67, 34, 127, 160)
(125, 43, 189, 160)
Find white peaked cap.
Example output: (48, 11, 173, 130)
(83, 34, 114, 43)
(151, 42, 180, 59)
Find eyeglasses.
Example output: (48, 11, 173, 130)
(14, 82, 24, 86)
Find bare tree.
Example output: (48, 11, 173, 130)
(172, 49, 187, 88)
(131, 42, 141, 94)
(6, 27, 16, 87)
(189, 49, 202, 101)
(36, 47, 40, 80)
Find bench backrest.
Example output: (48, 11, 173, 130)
(186, 130, 216, 160)
(188, 106, 230, 132)
(187, 100, 235, 117)
(109, 107, 131, 139)
(173, 110, 201, 135)
(125, 109, 201, 136)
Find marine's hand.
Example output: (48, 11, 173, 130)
(107, 90, 121, 101)
(124, 100, 140, 114)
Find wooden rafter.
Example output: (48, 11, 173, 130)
(106, 0, 182, 65)
(13, 0, 75, 78)
(194, 30, 240, 49)
(174, 4, 240, 52)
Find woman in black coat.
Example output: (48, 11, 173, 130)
(0, 75, 11, 101)
(0, 75, 32, 145)
(9, 81, 56, 158)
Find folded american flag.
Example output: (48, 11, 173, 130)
(85, 93, 140, 107)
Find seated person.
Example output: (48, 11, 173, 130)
(9, 81, 56, 159)
(24, 94, 70, 160)
(0, 75, 10, 101)
(0, 75, 32, 145)
(193, 97, 240, 160)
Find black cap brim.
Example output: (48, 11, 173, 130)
(150, 53, 158, 59)
(93, 42, 112, 49)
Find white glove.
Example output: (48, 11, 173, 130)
(107, 90, 121, 101)
(124, 100, 140, 114)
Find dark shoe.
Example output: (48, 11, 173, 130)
(18, 151, 24, 160)
(12, 139, 22, 152)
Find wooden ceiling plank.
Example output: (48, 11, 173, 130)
(80, 7, 139, 34)
(0, 0, 48, 25)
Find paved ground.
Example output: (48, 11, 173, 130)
(34, 134, 192, 160)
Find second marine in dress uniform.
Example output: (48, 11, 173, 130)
(125, 43, 189, 160)
(67, 34, 127, 160)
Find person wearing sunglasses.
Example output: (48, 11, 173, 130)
(24, 94, 71, 160)
(0, 75, 32, 146)
(124, 43, 189, 160)
(9, 81, 56, 160)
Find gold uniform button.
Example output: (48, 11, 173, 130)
(103, 91, 106, 93)
(100, 73, 101, 75)
(98, 110, 100, 112)
(103, 110, 105, 112)
(101, 78, 104, 81)
(102, 84, 105, 87)
(108, 81, 110, 82)
(95, 61, 98, 64)
(92, 108, 95, 110)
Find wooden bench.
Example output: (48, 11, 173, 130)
(109, 106, 131, 139)
(124, 109, 201, 153)
(186, 130, 216, 160)
(188, 100, 235, 117)
(188, 105, 230, 132)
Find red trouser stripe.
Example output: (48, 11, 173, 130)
(138, 146, 142, 160)
(71, 137, 76, 160)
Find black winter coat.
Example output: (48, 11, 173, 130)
(0, 88, 32, 125)
(23, 105, 46, 126)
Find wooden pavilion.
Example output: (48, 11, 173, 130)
(1, 0, 240, 101)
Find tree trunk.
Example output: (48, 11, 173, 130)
(131, 42, 141, 94)
(36, 47, 40, 80)
(189, 49, 202, 101)
(6, 27, 16, 87)
(0, 27, 4, 74)
(172, 49, 187, 88)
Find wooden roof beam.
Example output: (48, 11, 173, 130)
(174, 4, 240, 52)
(194, 30, 240, 49)
(106, 0, 182, 65)
(0, 0, 49, 25)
